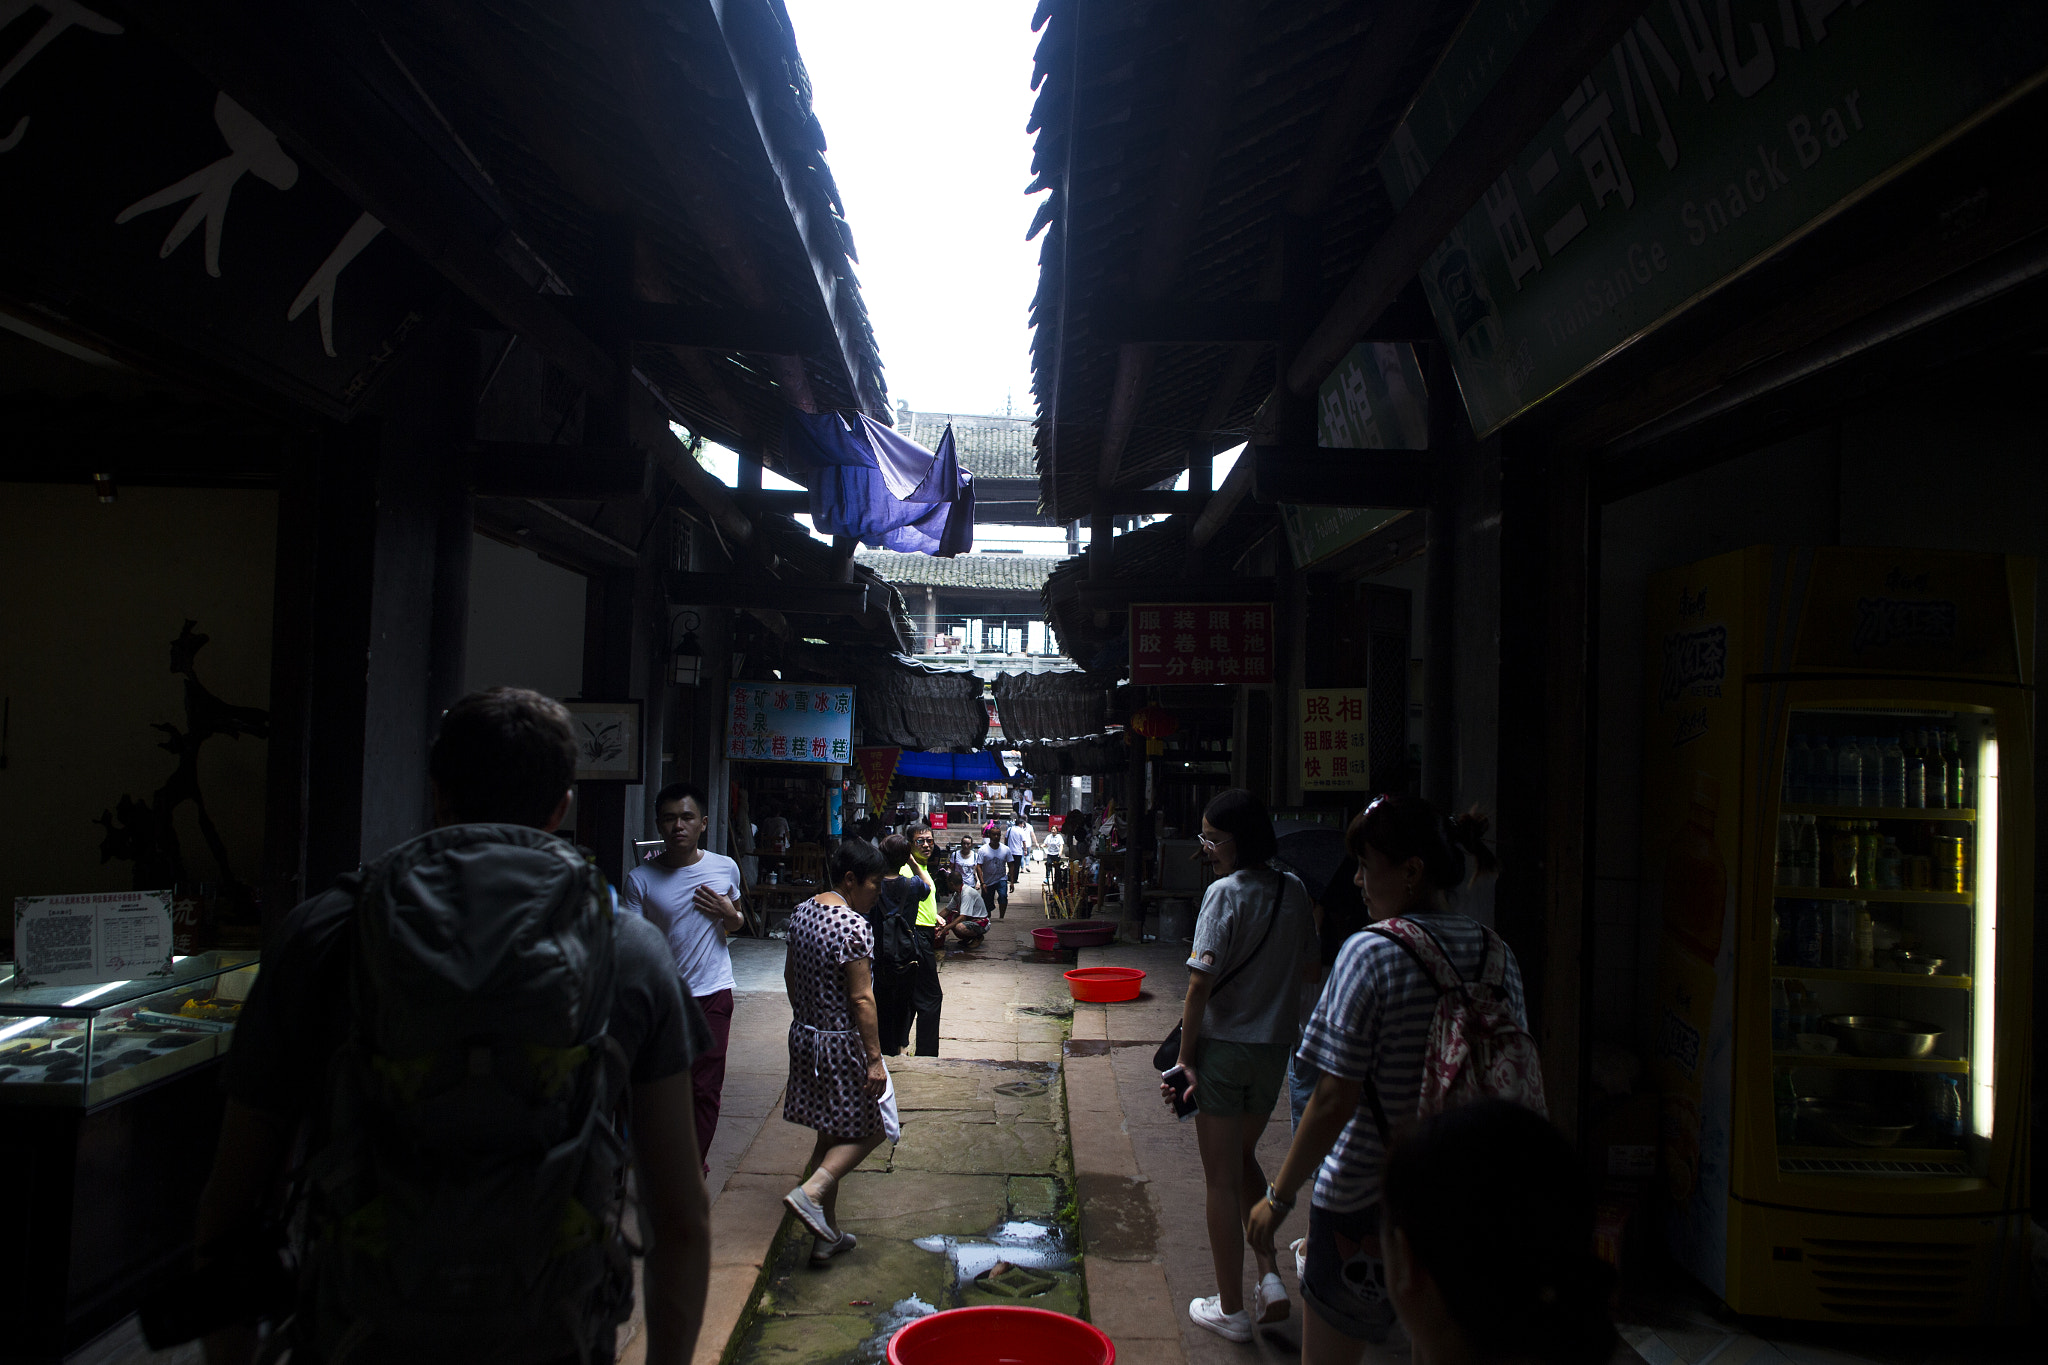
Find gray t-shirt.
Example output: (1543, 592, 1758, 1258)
(1189, 867, 1316, 1046)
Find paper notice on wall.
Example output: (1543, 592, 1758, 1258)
(12, 891, 175, 986)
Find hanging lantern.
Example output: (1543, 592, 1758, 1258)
(672, 611, 704, 686)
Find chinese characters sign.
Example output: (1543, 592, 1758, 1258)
(727, 682, 855, 765)
(1316, 342, 1430, 451)
(1381, 0, 2048, 435)
(1129, 603, 1273, 685)
(1298, 689, 1371, 791)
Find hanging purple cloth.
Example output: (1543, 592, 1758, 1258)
(783, 410, 974, 555)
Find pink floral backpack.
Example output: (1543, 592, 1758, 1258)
(1362, 918, 1547, 1139)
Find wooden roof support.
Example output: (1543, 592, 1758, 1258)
(708, 0, 883, 420)
(1284, 0, 1644, 397)
(1093, 0, 1262, 493)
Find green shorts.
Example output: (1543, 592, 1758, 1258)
(1193, 1038, 1290, 1118)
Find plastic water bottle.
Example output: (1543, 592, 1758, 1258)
(1861, 737, 1885, 805)
(1936, 1075, 1965, 1142)
(1788, 734, 1811, 803)
(1811, 736, 1833, 804)
(1906, 730, 1928, 808)
(1881, 735, 1905, 808)
(1836, 737, 1863, 807)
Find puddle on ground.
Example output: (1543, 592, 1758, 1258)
(913, 1213, 1073, 1289)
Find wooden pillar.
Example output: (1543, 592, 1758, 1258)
(1492, 430, 1595, 1138)
(1122, 693, 1147, 934)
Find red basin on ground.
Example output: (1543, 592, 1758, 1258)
(1030, 926, 1064, 951)
(1064, 966, 1146, 1003)
(889, 1306, 1115, 1365)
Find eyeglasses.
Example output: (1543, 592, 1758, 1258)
(1198, 832, 1234, 850)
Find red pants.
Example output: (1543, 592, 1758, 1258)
(691, 989, 734, 1173)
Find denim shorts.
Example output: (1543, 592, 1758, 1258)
(1302, 1201, 1396, 1342)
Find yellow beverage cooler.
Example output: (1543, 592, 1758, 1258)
(1645, 546, 2033, 1324)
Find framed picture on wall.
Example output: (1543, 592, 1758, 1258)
(564, 699, 642, 782)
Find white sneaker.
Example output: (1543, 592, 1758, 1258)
(1254, 1272, 1290, 1324)
(1188, 1294, 1253, 1342)
(1291, 1236, 1308, 1283)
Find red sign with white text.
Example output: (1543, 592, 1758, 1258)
(1128, 603, 1274, 685)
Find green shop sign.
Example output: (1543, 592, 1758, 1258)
(1280, 505, 1408, 569)
(1382, 0, 2048, 436)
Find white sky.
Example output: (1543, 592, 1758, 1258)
(782, 0, 1043, 419)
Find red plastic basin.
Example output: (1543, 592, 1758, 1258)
(1030, 926, 1064, 951)
(1065, 966, 1145, 1003)
(889, 1306, 1114, 1365)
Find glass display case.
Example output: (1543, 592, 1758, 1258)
(0, 952, 258, 1107)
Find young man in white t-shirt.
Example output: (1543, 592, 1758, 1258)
(973, 828, 1012, 919)
(623, 782, 745, 1173)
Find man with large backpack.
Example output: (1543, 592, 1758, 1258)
(193, 688, 712, 1365)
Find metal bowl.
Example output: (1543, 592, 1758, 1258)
(1821, 1014, 1944, 1058)
(1891, 949, 1945, 976)
(1796, 1098, 1916, 1147)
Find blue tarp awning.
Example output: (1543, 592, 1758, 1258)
(896, 748, 1007, 783)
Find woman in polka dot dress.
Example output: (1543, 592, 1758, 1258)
(780, 838, 899, 1266)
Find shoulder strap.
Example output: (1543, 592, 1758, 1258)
(1363, 918, 1466, 996)
(1212, 871, 1288, 994)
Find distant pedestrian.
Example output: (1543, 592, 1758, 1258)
(1004, 815, 1034, 887)
(780, 839, 898, 1269)
(868, 834, 924, 1056)
(1379, 1101, 1615, 1365)
(624, 782, 746, 1174)
(1162, 788, 1317, 1341)
(1245, 796, 1527, 1360)
(974, 824, 1011, 920)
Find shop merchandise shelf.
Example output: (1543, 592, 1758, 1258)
(1773, 888, 1971, 906)
(1782, 805, 1975, 822)
(1769, 966, 1973, 990)
(1771, 1053, 1968, 1074)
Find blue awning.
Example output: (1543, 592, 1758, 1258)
(895, 748, 1007, 783)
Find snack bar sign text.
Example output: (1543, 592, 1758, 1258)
(727, 682, 855, 765)
(1129, 603, 1274, 686)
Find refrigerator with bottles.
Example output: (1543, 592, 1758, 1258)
(1645, 546, 2033, 1324)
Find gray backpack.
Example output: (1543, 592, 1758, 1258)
(298, 825, 631, 1365)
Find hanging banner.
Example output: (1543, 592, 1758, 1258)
(1297, 688, 1372, 791)
(1380, 0, 2048, 436)
(1129, 603, 1274, 685)
(853, 746, 903, 812)
(727, 682, 855, 764)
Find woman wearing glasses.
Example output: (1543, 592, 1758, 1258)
(1161, 788, 1318, 1341)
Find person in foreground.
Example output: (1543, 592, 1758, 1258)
(1162, 788, 1318, 1341)
(780, 838, 899, 1268)
(1245, 795, 1528, 1363)
(194, 688, 711, 1365)
(1380, 1101, 1616, 1365)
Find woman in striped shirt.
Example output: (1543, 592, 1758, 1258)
(1245, 796, 1526, 1363)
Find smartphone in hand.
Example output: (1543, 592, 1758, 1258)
(1161, 1064, 1198, 1120)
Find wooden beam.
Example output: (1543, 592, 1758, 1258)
(666, 572, 868, 615)
(1284, 0, 1642, 396)
(1103, 489, 1206, 515)
(730, 488, 811, 515)
(1073, 578, 1276, 609)
(1250, 446, 1432, 509)
(467, 443, 647, 499)
(556, 300, 826, 354)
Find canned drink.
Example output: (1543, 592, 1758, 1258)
(1827, 823, 1860, 888)
(1907, 854, 1932, 891)
(1932, 836, 1966, 893)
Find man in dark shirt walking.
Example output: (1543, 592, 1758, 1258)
(194, 688, 711, 1365)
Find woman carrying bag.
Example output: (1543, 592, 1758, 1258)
(1159, 788, 1317, 1341)
(869, 834, 926, 1056)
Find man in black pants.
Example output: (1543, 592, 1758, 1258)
(902, 824, 945, 1056)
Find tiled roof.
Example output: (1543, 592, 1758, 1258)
(896, 407, 1037, 481)
(856, 550, 1066, 593)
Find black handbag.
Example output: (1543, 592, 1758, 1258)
(1153, 871, 1288, 1072)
